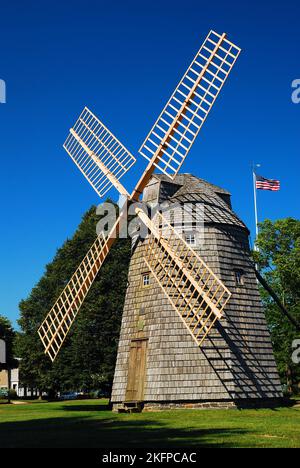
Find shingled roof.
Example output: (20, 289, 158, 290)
(152, 173, 248, 231)
(153, 173, 230, 196)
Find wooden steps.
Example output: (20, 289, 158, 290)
(117, 401, 144, 413)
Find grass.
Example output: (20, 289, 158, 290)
(0, 399, 299, 448)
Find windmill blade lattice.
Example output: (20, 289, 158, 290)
(139, 210, 231, 346)
(63, 107, 136, 198)
(139, 30, 240, 178)
(38, 225, 117, 361)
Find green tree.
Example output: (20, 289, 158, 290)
(17, 205, 131, 396)
(0, 315, 16, 368)
(255, 218, 300, 393)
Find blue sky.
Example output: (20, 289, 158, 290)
(0, 0, 299, 327)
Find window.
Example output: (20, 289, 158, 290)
(142, 273, 150, 287)
(169, 209, 175, 225)
(234, 269, 245, 286)
(185, 232, 196, 246)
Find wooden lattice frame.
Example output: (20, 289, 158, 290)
(139, 30, 241, 178)
(139, 210, 231, 346)
(63, 107, 136, 198)
(38, 231, 112, 361)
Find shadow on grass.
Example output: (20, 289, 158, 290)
(61, 404, 110, 412)
(0, 415, 248, 448)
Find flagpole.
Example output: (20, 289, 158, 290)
(252, 164, 259, 251)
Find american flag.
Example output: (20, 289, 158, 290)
(255, 174, 280, 191)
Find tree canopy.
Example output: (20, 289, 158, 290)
(0, 315, 15, 368)
(255, 217, 300, 393)
(17, 205, 131, 395)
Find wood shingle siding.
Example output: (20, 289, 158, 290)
(111, 174, 282, 410)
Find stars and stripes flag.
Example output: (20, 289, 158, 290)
(255, 174, 280, 191)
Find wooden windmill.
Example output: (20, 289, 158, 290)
(37, 30, 282, 410)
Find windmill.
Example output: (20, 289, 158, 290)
(38, 30, 283, 410)
(38, 29, 286, 411)
(38, 30, 241, 362)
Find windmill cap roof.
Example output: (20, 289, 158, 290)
(150, 173, 248, 232)
(152, 173, 231, 196)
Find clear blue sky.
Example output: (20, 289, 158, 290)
(0, 0, 299, 327)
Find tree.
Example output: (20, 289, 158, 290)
(255, 218, 300, 393)
(17, 204, 131, 396)
(0, 315, 16, 368)
(0, 316, 17, 402)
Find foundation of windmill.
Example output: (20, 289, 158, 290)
(111, 174, 283, 412)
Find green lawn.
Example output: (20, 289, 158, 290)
(0, 399, 299, 448)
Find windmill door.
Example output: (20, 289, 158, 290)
(125, 338, 148, 402)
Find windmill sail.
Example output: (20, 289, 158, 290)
(139, 30, 241, 178)
(137, 210, 231, 346)
(38, 30, 240, 361)
(38, 221, 120, 361)
(63, 107, 136, 198)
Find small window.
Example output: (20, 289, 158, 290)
(170, 209, 175, 225)
(185, 232, 196, 246)
(234, 269, 245, 286)
(142, 273, 150, 287)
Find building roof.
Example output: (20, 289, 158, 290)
(153, 173, 231, 196)
(151, 173, 248, 231)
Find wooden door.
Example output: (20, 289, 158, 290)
(125, 339, 148, 402)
